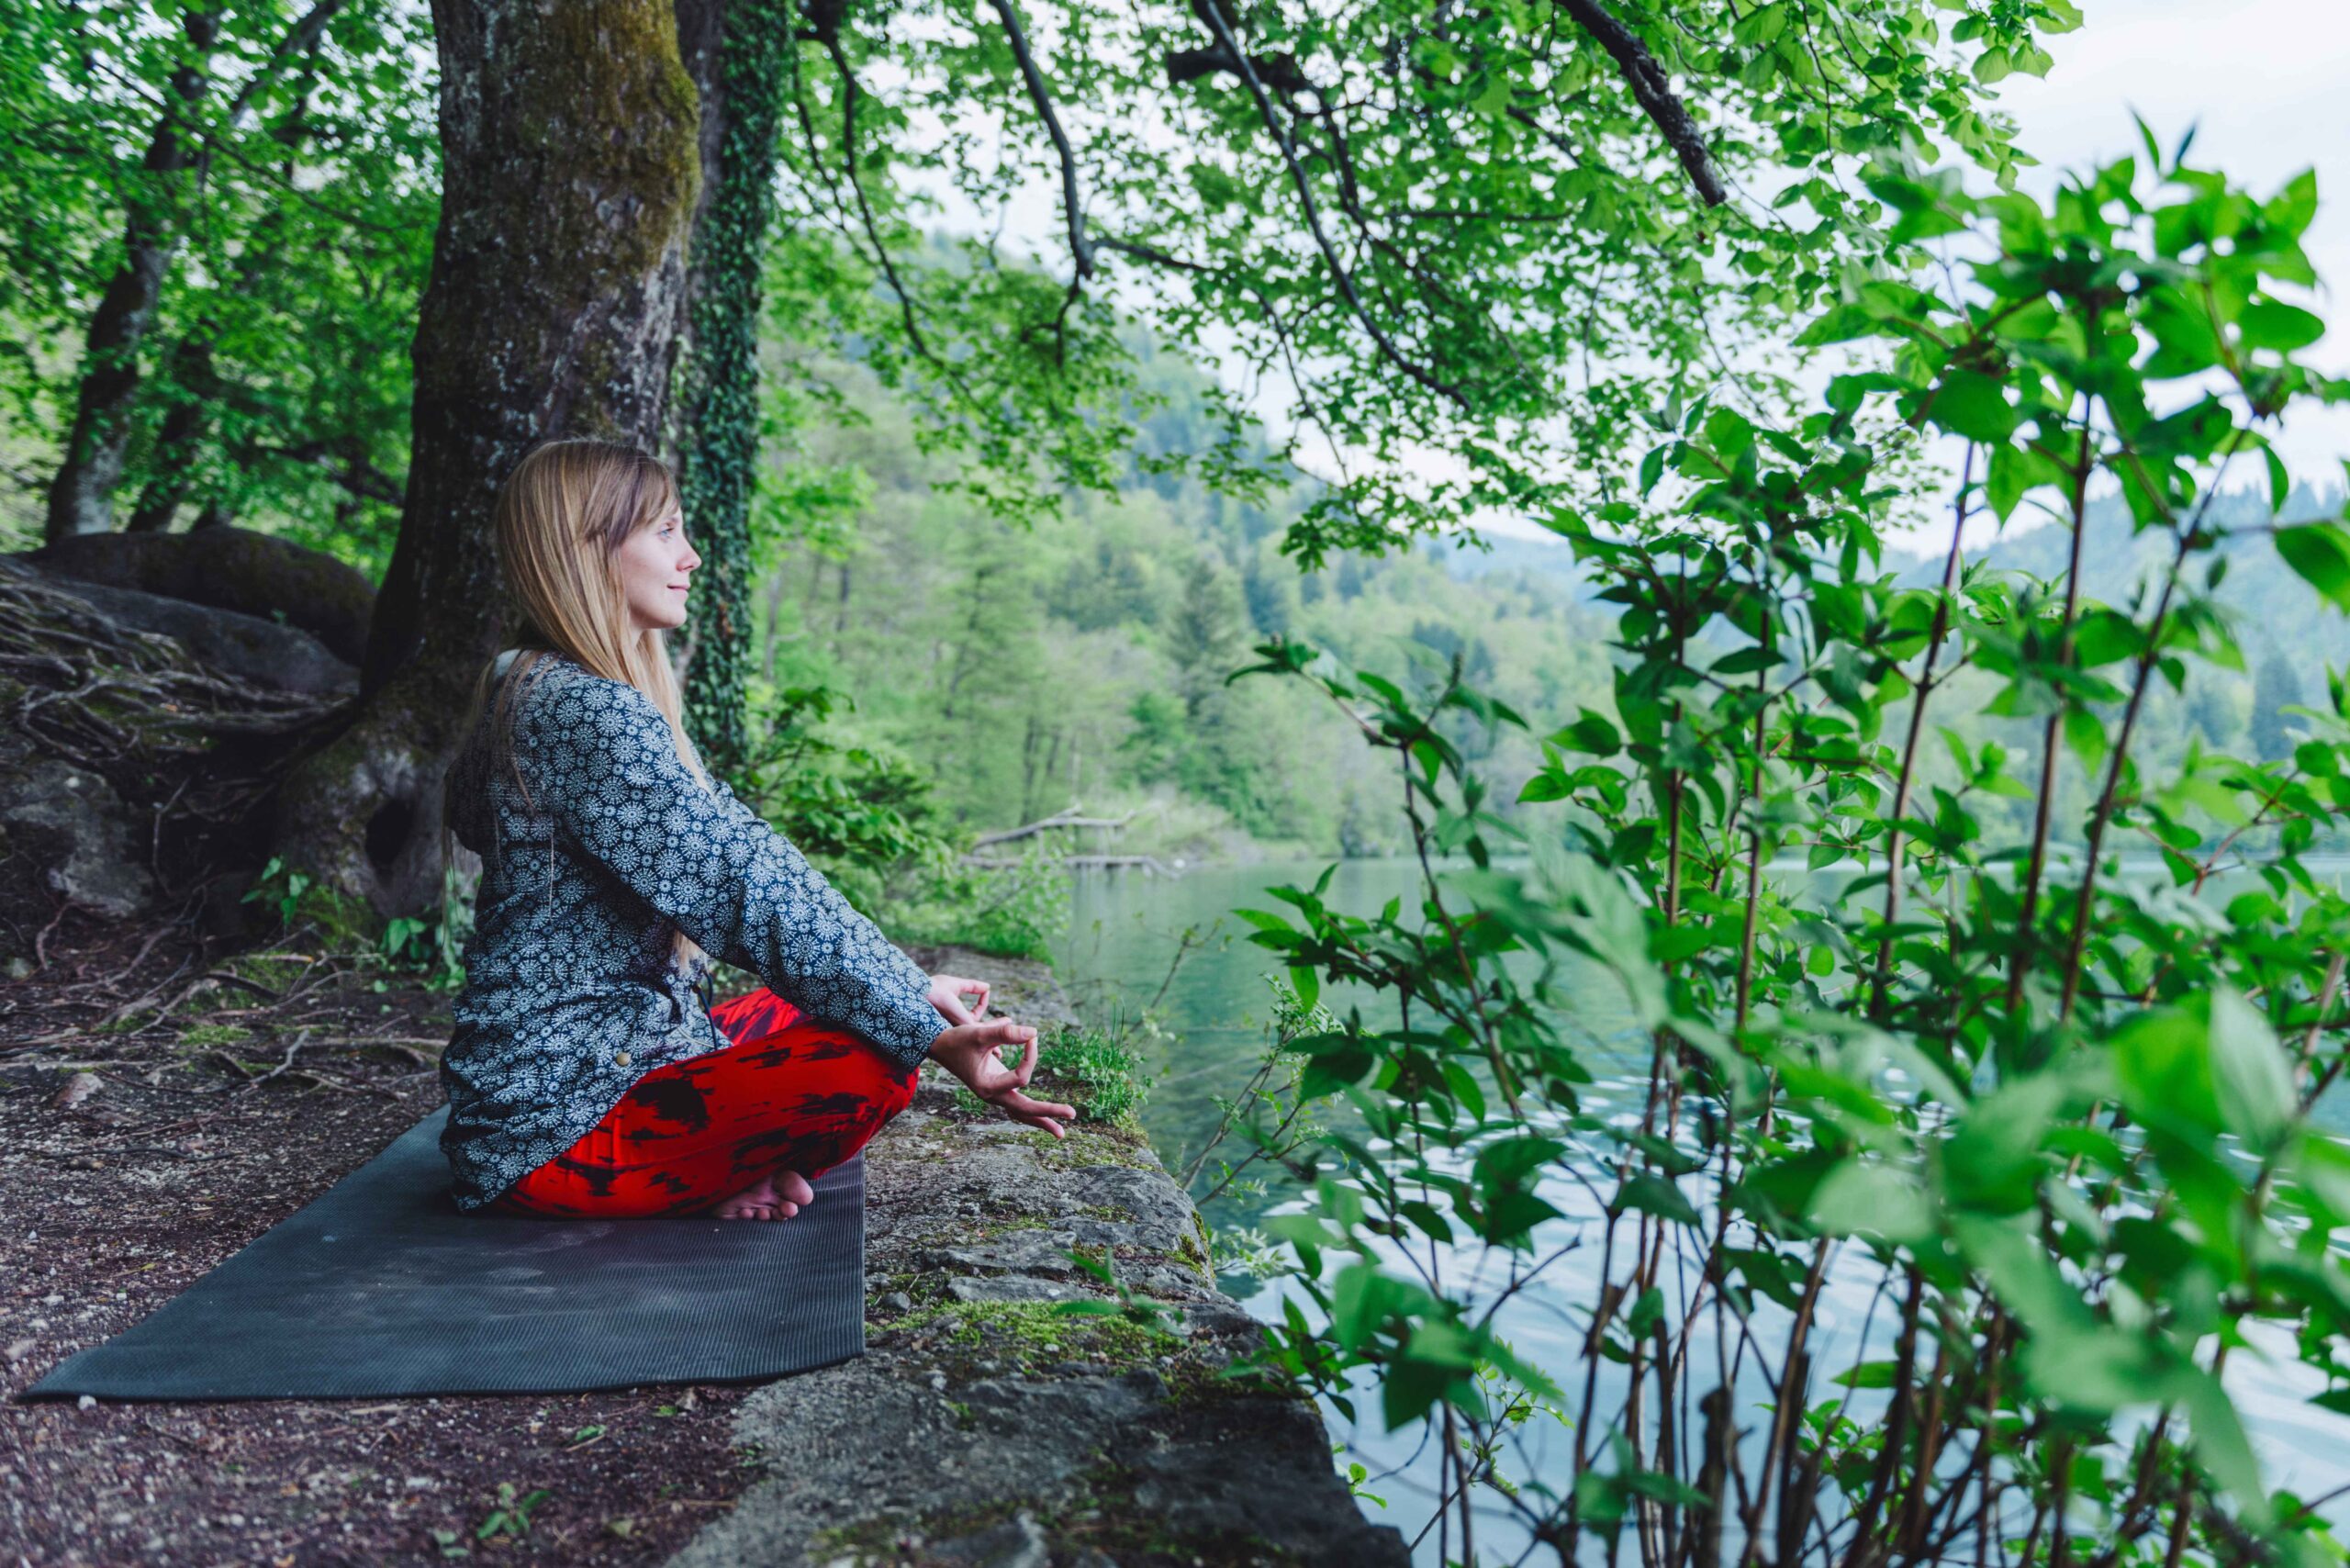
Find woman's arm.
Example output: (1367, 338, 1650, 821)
(513, 666, 946, 1070)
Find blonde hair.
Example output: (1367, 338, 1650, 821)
(449, 437, 715, 977)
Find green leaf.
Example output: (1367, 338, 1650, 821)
(2178, 1366, 2274, 1526)
(1810, 1163, 1933, 1244)
(1926, 370, 2016, 442)
(2275, 521, 2350, 610)
(1617, 1173, 1701, 1227)
(1553, 709, 1623, 756)
(2207, 986, 2294, 1150)
(1639, 444, 1670, 498)
(2110, 1007, 2223, 1142)
(2238, 297, 2324, 353)
(1985, 442, 2030, 521)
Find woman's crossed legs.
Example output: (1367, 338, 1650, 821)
(487, 987, 916, 1220)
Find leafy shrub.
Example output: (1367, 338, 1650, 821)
(1225, 143, 2350, 1566)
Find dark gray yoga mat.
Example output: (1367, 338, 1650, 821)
(26, 1105, 867, 1401)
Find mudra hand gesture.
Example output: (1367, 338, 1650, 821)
(923, 973, 1077, 1139)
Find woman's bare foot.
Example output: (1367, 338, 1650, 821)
(710, 1168, 817, 1221)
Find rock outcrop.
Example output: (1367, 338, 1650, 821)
(0, 557, 353, 963)
(27, 572, 358, 696)
(667, 948, 1409, 1568)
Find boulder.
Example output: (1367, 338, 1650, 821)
(28, 573, 356, 696)
(16, 526, 375, 666)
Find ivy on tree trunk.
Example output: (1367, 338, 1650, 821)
(674, 0, 794, 790)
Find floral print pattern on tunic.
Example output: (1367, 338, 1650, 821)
(436, 649, 945, 1213)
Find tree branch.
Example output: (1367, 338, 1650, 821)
(1186, 1, 1472, 409)
(985, 0, 1091, 280)
(1164, 43, 1312, 95)
(1560, 0, 1728, 207)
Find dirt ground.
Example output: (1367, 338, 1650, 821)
(0, 910, 808, 1567)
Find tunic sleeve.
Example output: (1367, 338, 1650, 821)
(512, 666, 946, 1070)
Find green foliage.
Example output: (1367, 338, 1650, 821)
(473, 1481, 550, 1542)
(883, 843, 1072, 961)
(738, 681, 953, 896)
(751, 336, 1624, 857)
(1035, 1026, 1147, 1125)
(1181, 970, 1338, 1211)
(1055, 1247, 1186, 1333)
(239, 855, 313, 931)
(0, 1, 438, 554)
(1225, 143, 2350, 1565)
(767, 0, 2069, 563)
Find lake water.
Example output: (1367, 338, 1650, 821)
(1051, 856, 2350, 1564)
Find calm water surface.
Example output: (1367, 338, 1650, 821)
(1051, 856, 2350, 1564)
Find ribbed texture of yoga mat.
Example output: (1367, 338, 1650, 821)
(27, 1105, 867, 1401)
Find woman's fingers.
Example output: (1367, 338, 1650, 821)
(982, 1086, 1076, 1124)
(930, 974, 992, 1021)
(988, 1085, 1077, 1129)
(944, 1018, 1072, 1137)
(927, 981, 977, 1026)
(991, 1100, 1076, 1133)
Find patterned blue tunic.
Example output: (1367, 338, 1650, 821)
(437, 648, 946, 1212)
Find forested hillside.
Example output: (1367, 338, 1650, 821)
(733, 325, 1621, 861)
(733, 307, 2350, 865)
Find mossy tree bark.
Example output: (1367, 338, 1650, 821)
(272, 0, 705, 921)
(672, 0, 794, 789)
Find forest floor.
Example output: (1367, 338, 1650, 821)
(0, 912, 773, 1565)
(0, 913, 1402, 1567)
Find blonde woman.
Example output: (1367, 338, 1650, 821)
(436, 437, 1073, 1220)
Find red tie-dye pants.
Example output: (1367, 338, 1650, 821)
(487, 987, 920, 1218)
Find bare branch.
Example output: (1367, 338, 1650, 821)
(1164, 43, 1312, 95)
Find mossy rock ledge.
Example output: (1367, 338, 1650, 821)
(666, 946, 1408, 1568)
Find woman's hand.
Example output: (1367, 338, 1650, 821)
(926, 973, 991, 1026)
(927, 1020, 1077, 1139)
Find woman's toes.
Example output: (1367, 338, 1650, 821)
(777, 1170, 816, 1208)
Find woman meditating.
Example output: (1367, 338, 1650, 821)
(436, 437, 1075, 1220)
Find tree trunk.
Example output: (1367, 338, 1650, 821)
(271, 0, 705, 921)
(676, 0, 794, 789)
(42, 10, 221, 543)
(125, 336, 218, 533)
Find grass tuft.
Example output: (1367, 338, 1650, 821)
(1035, 1027, 1147, 1126)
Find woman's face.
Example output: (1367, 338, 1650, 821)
(614, 501, 701, 633)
